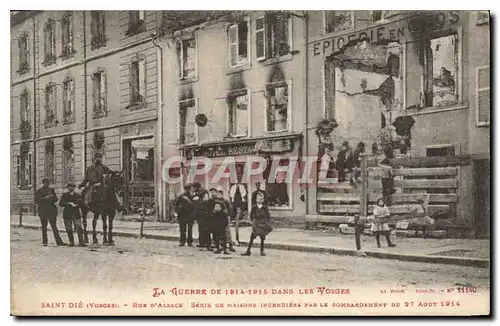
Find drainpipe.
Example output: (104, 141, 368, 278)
(303, 12, 310, 216)
(32, 15, 37, 214)
(82, 12, 88, 185)
(152, 33, 165, 221)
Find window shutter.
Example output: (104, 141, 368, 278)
(255, 16, 266, 61)
(68, 15, 73, 50)
(139, 59, 146, 101)
(228, 24, 239, 67)
(324, 61, 336, 120)
(477, 66, 490, 125)
(405, 41, 422, 109)
(128, 11, 136, 30)
(287, 79, 292, 132)
(91, 12, 98, 38)
(139, 10, 145, 21)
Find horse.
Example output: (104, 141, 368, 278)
(80, 171, 124, 245)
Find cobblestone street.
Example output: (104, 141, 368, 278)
(11, 228, 490, 290)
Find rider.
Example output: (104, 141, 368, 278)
(79, 152, 111, 206)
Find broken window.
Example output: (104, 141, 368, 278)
(406, 33, 459, 109)
(266, 82, 290, 132)
(228, 20, 249, 67)
(324, 11, 353, 34)
(17, 150, 32, 189)
(179, 98, 198, 145)
(127, 11, 145, 35)
(265, 158, 291, 209)
(255, 12, 292, 61)
(227, 89, 249, 137)
(63, 136, 75, 183)
(178, 38, 197, 80)
(20, 90, 29, 126)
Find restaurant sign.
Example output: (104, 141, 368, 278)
(182, 135, 300, 160)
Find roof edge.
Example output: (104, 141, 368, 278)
(11, 10, 42, 27)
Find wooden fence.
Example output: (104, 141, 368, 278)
(308, 155, 463, 231)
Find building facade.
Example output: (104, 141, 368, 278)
(306, 10, 490, 236)
(11, 11, 160, 217)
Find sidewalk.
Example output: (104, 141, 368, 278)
(11, 214, 489, 268)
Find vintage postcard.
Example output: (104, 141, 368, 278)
(10, 9, 490, 316)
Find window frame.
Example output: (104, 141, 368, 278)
(228, 18, 251, 69)
(476, 65, 490, 127)
(177, 36, 198, 81)
(17, 151, 32, 189)
(92, 68, 107, 118)
(62, 136, 75, 184)
(127, 10, 146, 36)
(129, 56, 147, 107)
(264, 79, 293, 134)
(61, 11, 74, 58)
(44, 83, 57, 128)
(255, 12, 293, 62)
(43, 19, 56, 65)
(62, 76, 75, 124)
(226, 88, 251, 138)
(323, 10, 354, 35)
(178, 98, 199, 146)
(44, 140, 55, 184)
(17, 32, 29, 74)
(405, 27, 463, 111)
(90, 11, 106, 50)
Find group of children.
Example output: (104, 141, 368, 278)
(175, 183, 273, 256)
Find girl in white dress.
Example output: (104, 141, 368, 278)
(371, 198, 396, 248)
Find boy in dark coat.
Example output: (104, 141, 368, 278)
(242, 191, 273, 256)
(35, 178, 65, 246)
(59, 183, 85, 247)
(211, 200, 229, 254)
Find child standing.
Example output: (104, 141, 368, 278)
(211, 200, 229, 255)
(371, 198, 396, 248)
(59, 183, 85, 247)
(379, 157, 396, 206)
(242, 191, 273, 256)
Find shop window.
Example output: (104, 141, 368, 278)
(43, 19, 56, 65)
(44, 83, 57, 128)
(426, 145, 455, 157)
(92, 69, 107, 118)
(62, 77, 75, 124)
(91, 11, 106, 50)
(324, 11, 353, 34)
(61, 11, 74, 57)
(179, 98, 198, 145)
(17, 33, 29, 74)
(228, 20, 249, 67)
(127, 11, 145, 35)
(45, 140, 55, 184)
(130, 57, 146, 106)
(406, 33, 460, 109)
(266, 81, 291, 133)
(129, 137, 155, 182)
(476, 65, 490, 126)
(227, 89, 249, 137)
(177, 38, 197, 80)
(265, 158, 291, 209)
(255, 12, 292, 61)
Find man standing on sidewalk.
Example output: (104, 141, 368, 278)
(59, 183, 86, 247)
(35, 178, 65, 247)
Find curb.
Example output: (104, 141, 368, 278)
(11, 224, 489, 268)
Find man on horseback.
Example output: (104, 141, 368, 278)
(79, 152, 111, 206)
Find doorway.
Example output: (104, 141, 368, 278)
(123, 136, 155, 216)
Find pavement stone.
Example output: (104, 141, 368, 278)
(11, 214, 490, 267)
